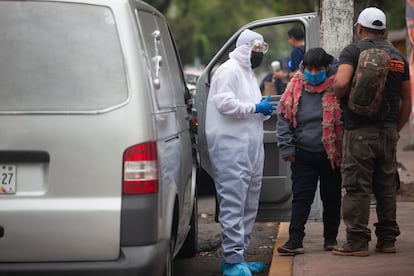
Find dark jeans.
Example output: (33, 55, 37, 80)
(289, 148, 342, 242)
(341, 127, 400, 249)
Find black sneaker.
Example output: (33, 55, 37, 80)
(323, 239, 338, 251)
(277, 240, 304, 256)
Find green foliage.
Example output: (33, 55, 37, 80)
(165, 0, 315, 66)
(355, 0, 406, 29)
(262, 0, 316, 15)
(143, 0, 406, 67)
(377, 0, 406, 30)
(144, 0, 171, 13)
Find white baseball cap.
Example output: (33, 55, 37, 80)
(357, 7, 386, 30)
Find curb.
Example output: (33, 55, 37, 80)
(268, 222, 293, 276)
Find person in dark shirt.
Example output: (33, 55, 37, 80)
(259, 60, 286, 95)
(332, 7, 411, 257)
(273, 27, 305, 82)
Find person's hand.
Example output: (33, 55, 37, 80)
(255, 96, 277, 116)
(283, 155, 295, 163)
(273, 70, 287, 80)
(335, 96, 342, 105)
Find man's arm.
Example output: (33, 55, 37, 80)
(397, 80, 412, 132)
(333, 64, 354, 99)
(273, 70, 297, 80)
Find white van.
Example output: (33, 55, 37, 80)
(195, 13, 323, 222)
(0, 1, 197, 275)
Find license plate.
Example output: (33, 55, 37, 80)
(0, 165, 16, 194)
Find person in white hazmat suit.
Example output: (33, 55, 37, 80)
(205, 29, 276, 276)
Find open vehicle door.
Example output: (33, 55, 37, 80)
(196, 13, 323, 222)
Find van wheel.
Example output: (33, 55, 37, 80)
(177, 191, 198, 258)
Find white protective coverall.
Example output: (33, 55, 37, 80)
(205, 29, 267, 264)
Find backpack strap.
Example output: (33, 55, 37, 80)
(356, 39, 393, 56)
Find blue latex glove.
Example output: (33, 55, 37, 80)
(255, 96, 277, 116)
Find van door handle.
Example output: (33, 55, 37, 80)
(152, 30, 162, 90)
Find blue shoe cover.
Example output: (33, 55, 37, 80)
(221, 261, 252, 276)
(243, 261, 266, 273)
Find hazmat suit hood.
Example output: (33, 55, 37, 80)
(230, 29, 265, 69)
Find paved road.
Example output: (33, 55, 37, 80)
(174, 195, 278, 276)
(176, 123, 414, 276)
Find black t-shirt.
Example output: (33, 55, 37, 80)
(338, 38, 410, 129)
(290, 45, 305, 72)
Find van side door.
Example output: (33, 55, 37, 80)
(134, 7, 195, 246)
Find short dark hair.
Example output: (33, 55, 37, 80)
(302, 47, 333, 68)
(361, 25, 386, 35)
(287, 27, 304, 40)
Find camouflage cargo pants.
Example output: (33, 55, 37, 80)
(341, 127, 400, 249)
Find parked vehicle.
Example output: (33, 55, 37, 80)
(0, 0, 197, 275)
(184, 68, 203, 95)
(195, 13, 323, 222)
(184, 68, 202, 131)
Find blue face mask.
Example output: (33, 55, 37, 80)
(304, 69, 327, 86)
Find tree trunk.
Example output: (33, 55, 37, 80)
(319, 0, 354, 58)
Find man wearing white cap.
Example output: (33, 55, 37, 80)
(205, 29, 275, 275)
(333, 7, 411, 256)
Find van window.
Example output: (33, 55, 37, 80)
(153, 17, 187, 106)
(0, 2, 127, 112)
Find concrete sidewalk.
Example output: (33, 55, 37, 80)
(270, 202, 414, 276)
(269, 123, 414, 276)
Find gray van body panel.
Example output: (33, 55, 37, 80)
(2, 242, 169, 276)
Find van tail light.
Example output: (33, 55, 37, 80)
(123, 141, 158, 194)
(192, 115, 198, 126)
